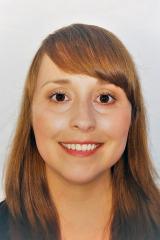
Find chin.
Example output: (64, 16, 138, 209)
(60, 169, 106, 185)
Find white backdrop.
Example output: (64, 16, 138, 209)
(0, 0, 159, 200)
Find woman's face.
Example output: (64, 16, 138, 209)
(32, 54, 132, 184)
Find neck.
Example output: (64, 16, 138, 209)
(47, 168, 113, 240)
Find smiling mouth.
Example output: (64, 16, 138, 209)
(59, 142, 103, 157)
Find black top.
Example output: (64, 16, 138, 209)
(0, 200, 56, 240)
(1, 200, 160, 240)
(0, 200, 33, 240)
(0, 200, 10, 239)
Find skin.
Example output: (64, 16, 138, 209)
(32, 54, 132, 240)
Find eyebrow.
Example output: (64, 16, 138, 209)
(41, 78, 114, 89)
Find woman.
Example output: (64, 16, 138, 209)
(0, 23, 160, 240)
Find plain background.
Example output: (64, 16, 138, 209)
(0, 0, 159, 200)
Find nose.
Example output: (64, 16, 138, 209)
(70, 101, 96, 132)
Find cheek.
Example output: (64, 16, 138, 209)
(98, 108, 131, 140)
(97, 108, 131, 167)
(32, 107, 68, 139)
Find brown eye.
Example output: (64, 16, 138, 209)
(49, 91, 69, 103)
(55, 93, 66, 102)
(96, 93, 115, 104)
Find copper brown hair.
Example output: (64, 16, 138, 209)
(3, 23, 160, 239)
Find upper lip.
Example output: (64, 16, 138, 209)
(59, 141, 103, 144)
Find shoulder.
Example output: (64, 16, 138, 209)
(0, 200, 10, 239)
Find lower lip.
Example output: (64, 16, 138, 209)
(59, 144, 103, 157)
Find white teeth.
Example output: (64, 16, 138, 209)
(82, 144, 88, 151)
(71, 144, 76, 150)
(61, 143, 99, 151)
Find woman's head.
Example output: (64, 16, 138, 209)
(24, 23, 142, 183)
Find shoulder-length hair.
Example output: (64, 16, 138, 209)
(3, 23, 160, 240)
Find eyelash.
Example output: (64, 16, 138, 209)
(48, 90, 116, 105)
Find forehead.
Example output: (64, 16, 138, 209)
(36, 54, 128, 95)
(37, 54, 102, 85)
